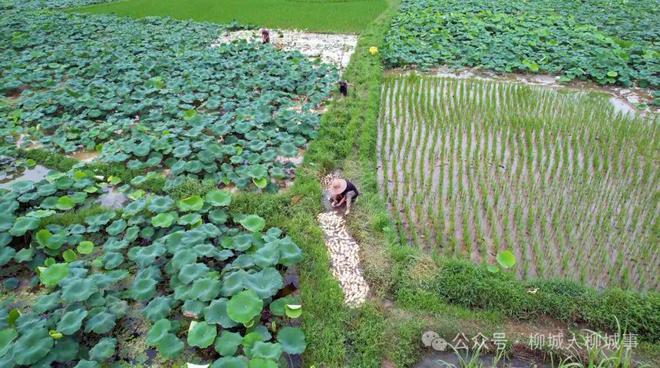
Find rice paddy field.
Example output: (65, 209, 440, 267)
(377, 75, 659, 291)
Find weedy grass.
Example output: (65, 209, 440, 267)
(74, 0, 388, 33)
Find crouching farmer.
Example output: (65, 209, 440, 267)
(329, 178, 359, 215)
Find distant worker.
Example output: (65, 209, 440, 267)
(338, 80, 348, 97)
(261, 29, 270, 44)
(329, 178, 359, 215)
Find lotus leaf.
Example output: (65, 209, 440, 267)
(55, 196, 75, 210)
(0, 247, 15, 266)
(103, 237, 128, 252)
(14, 248, 34, 263)
(38, 263, 69, 287)
(85, 212, 115, 227)
(157, 333, 184, 359)
(0, 233, 11, 248)
(189, 277, 221, 302)
(239, 215, 266, 233)
(249, 342, 282, 361)
(143, 296, 173, 322)
(56, 308, 88, 335)
(211, 356, 248, 368)
(0, 328, 17, 357)
(106, 219, 127, 236)
(178, 213, 202, 226)
(213, 330, 242, 357)
(123, 199, 146, 217)
(252, 178, 268, 189)
(152, 212, 176, 228)
(229, 234, 254, 251)
(148, 196, 174, 213)
(146, 319, 171, 346)
(220, 270, 249, 297)
(130, 277, 158, 301)
(208, 209, 228, 225)
(74, 360, 99, 368)
(88, 337, 116, 362)
(193, 243, 217, 257)
(0, 214, 15, 233)
(62, 278, 97, 303)
(9, 216, 40, 236)
(33, 292, 61, 314)
(178, 195, 204, 212)
(268, 295, 299, 317)
(252, 242, 279, 268)
(77, 240, 94, 254)
(245, 268, 283, 299)
(497, 250, 517, 269)
(103, 252, 124, 269)
(206, 190, 231, 207)
(62, 249, 77, 262)
(227, 290, 262, 325)
(50, 337, 79, 362)
(204, 298, 238, 328)
(277, 327, 306, 354)
(84, 311, 115, 334)
(186, 321, 216, 349)
(10, 180, 34, 194)
(182, 299, 206, 318)
(12, 328, 52, 365)
(178, 263, 209, 285)
(171, 249, 197, 270)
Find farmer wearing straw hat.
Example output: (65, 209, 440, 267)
(329, 178, 359, 215)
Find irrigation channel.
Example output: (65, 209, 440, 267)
(377, 76, 658, 291)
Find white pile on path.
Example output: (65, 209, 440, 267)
(212, 29, 358, 71)
(317, 211, 370, 307)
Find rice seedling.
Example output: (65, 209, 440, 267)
(378, 75, 658, 290)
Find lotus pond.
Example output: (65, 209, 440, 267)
(0, 166, 307, 367)
(1, 10, 337, 192)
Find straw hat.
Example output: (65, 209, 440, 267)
(329, 178, 347, 196)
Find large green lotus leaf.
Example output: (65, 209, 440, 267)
(187, 321, 216, 348)
(55, 196, 75, 210)
(50, 337, 79, 362)
(214, 330, 242, 356)
(85, 212, 115, 227)
(56, 308, 88, 335)
(84, 311, 116, 334)
(249, 342, 282, 361)
(0, 328, 17, 357)
(62, 278, 98, 303)
(269, 295, 300, 317)
(130, 277, 157, 301)
(239, 215, 266, 233)
(178, 263, 209, 285)
(182, 299, 206, 318)
(14, 247, 34, 263)
(106, 219, 127, 236)
(178, 213, 201, 226)
(277, 238, 303, 266)
(0, 247, 16, 266)
(171, 249, 197, 271)
(193, 243, 217, 257)
(146, 319, 171, 346)
(44, 231, 66, 250)
(204, 298, 238, 329)
(0, 214, 15, 233)
(74, 360, 99, 368)
(229, 233, 254, 251)
(496, 250, 517, 269)
(245, 268, 283, 299)
(25, 210, 57, 219)
(10, 180, 35, 194)
(177, 195, 204, 212)
(156, 333, 184, 359)
(206, 190, 231, 207)
(220, 270, 249, 297)
(13, 328, 53, 365)
(277, 327, 306, 354)
(189, 277, 221, 301)
(148, 196, 174, 213)
(143, 296, 172, 322)
(0, 233, 12, 248)
(38, 263, 69, 287)
(227, 290, 263, 325)
(33, 292, 61, 314)
(208, 209, 228, 224)
(77, 240, 94, 255)
(211, 356, 248, 368)
(103, 252, 124, 270)
(123, 199, 146, 217)
(151, 212, 176, 228)
(62, 249, 77, 262)
(252, 242, 280, 268)
(278, 142, 298, 157)
(9, 216, 40, 236)
(103, 237, 128, 252)
(89, 337, 116, 362)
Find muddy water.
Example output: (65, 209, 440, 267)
(0, 165, 49, 189)
(415, 351, 548, 368)
(69, 150, 99, 162)
(98, 186, 129, 209)
(377, 76, 658, 290)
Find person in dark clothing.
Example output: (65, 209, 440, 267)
(261, 29, 270, 44)
(329, 178, 359, 214)
(338, 80, 348, 97)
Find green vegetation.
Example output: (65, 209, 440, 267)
(1, 11, 335, 192)
(382, 0, 659, 89)
(0, 167, 306, 366)
(378, 75, 658, 291)
(76, 0, 388, 33)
